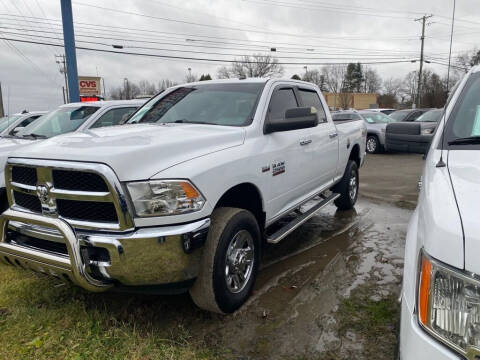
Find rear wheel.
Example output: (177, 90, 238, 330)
(366, 135, 380, 154)
(333, 160, 359, 210)
(189, 207, 260, 314)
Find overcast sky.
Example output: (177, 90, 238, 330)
(0, 0, 478, 114)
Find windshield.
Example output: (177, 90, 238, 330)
(415, 109, 443, 122)
(360, 112, 395, 124)
(389, 111, 410, 121)
(17, 106, 99, 138)
(0, 115, 21, 133)
(128, 83, 264, 126)
(446, 72, 480, 146)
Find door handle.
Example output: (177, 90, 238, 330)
(329, 133, 338, 139)
(300, 139, 312, 146)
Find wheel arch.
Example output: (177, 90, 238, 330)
(214, 182, 266, 231)
(349, 143, 361, 168)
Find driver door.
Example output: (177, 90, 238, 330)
(259, 85, 315, 219)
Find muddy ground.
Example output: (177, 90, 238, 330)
(0, 153, 426, 360)
(151, 153, 425, 359)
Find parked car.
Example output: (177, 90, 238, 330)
(368, 108, 397, 115)
(332, 110, 395, 154)
(400, 66, 480, 359)
(0, 79, 366, 313)
(0, 111, 46, 136)
(385, 109, 443, 153)
(389, 108, 432, 122)
(0, 100, 146, 210)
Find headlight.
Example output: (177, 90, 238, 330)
(421, 128, 434, 135)
(127, 180, 205, 217)
(418, 251, 480, 357)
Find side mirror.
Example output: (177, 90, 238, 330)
(265, 107, 318, 134)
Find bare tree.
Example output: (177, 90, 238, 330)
(338, 92, 353, 109)
(401, 71, 418, 104)
(383, 77, 403, 98)
(321, 65, 347, 109)
(158, 79, 177, 92)
(138, 80, 156, 95)
(217, 66, 232, 79)
(302, 69, 326, 91)
(363, 68, 382, 93)
(217, 54, 284, 79)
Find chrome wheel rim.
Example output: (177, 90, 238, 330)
(225, 230, 254, 294)
(349, 172, 357, 201)
(366, 137, 376, 153)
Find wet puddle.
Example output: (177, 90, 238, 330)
(191, 198, 412, 359)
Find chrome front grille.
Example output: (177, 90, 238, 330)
(6, 159, 134, 231)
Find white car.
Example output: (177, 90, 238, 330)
(369, 108, 397, 115)
(0, 111, 47, 136)
(0, 78, 366, 313)
(400, 66, 480, 359)
(0, 100, 146, 206)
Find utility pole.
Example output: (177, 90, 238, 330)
(60, 0, 79, 103)
(0, 82, 4, 118)
(415, 14, 433, 108)
(56, 54, 68, 103)
(124, 78, 129, 100)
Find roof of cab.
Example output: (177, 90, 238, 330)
(58, 99, 147, 108)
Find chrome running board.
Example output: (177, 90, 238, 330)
(266, 193, 340, 244)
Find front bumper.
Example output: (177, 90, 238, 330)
(400, 295, 460, 360)
(0, 209, 209, 292)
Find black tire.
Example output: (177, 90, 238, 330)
(189, 207, 261, 314)
(366, 135, 380, 154)
(333, 160, 359, 210)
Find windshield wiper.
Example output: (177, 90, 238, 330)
(172, 119, 215, 125)
(22, 133, 47, 139)
(448, 136, 480, 145)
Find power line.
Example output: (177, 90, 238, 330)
(0, 17, 436, 57)
(0, 36, 420, 66)
(0, 26, 427, 59)
(70, 1, 418, 41)
(0, 14, 444, 55)
(0, 31, 421, 62)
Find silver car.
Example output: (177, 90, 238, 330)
(332, 111, 395, 153)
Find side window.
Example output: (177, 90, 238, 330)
(298, 89, 327, 122)
(268, 88, 298, 121)
(19, 115, 40, 127)
(90, 107, 137, 129)
(10, 115, 41, 135)
(408, 111, 422, 121)
(351, 113, 362, 120)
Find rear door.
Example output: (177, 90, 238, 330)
(296, 87, 338, 187)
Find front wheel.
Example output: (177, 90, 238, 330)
(189, 207, 261, 314)
(366, 135, 380, 154)
(333, 160, 359, 210)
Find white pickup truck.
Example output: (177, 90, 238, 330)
(400, 66, 480, 359)
(0, 79, 366, 313)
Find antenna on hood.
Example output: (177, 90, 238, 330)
(437, 0, 456, 168)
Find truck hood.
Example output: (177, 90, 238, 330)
(0, 137, 37, 187)
(448, 150, 480, 275)
(9, 124, 245, 181)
